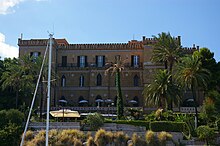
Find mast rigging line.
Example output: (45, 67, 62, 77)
(20, 39, 49, 146)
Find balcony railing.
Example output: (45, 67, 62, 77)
(57, 62, 143, 70)
(50, 106, 201, 113)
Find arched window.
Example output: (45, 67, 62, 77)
(61, 75, 66, 87)
(79, 75, 84, 87)
(97, 73, 102, 86)
(134, 75, 139, 86)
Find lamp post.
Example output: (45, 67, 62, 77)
(59, 99, 67, 122)
(111, 102, 114, 119)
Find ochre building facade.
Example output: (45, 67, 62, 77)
(18, 36, 199, 108)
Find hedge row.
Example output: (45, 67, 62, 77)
(116, 120, 150, 130)
(105, 120, 186, 132)
(150, 121, 185, 132)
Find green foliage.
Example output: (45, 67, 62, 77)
(105, 57, 125, 119)
(116, 70, 124, 119)
(145, 109, 175, 121)
(0, 123, 22, 146)
(150, 121, 186, 132)
(83, 113, 104, 130)
(126, 108, 143, 120)
(0, 109, 24, 127)
(207, 90, 220, 113)
(196, 48, 219, 91)
(200, 97, 217, 127)
(143, 70, 181, 109)
(216, 119, 220, 132)
(176, 54, 211, 128)
(196, 125, 215, 145)
(0, 109, 24, 146)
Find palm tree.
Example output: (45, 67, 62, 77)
(143, 69, 180, 109)
(176, 54, 211, 128)
(151, 32, 182, 109)
(105, 57, 125, 119)
(151, 32, 182, 73)
(0, 58, 34, 108)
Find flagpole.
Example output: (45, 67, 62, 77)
(46, 33, 53, 146)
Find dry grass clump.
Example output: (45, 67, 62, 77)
(157, 131, 172, 145)
(24, 130, 45, 146)
(23, 128, 175, 146)
(131, 133, 146, 146)
(86, 136, 96, 146)
(114, 131, 129, 145)
(94, 129, 107, 146)
(145, 130, 157, 145)
(24, 130, 35, 142)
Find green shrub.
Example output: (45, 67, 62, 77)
(196, 125, 215, 145)
(6, 109, 24, 125)
(150, 121, 185, 132)
(216, 119, 220, 131)
(0, 123, 22, 146)
(0, 110, 7, 129)
(0, 109, 24, 146)
(84, 113, 104, 130)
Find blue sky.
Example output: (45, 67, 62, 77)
(0, 0, 220, 61)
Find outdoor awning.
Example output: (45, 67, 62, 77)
(129, 100, 138, 104)
(50, 109, 80, 118)
(79, 100, 88, 103)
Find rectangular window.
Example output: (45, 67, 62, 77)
(30, 52, 41, 57)
(131, 55, 140, 67)
(77, 56, 87, 67)
(62, 56, 67, 67)
(96, 56, 105, 67)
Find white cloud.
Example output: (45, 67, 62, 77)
(0, 0, 24, 15)
(0, 33, 18, 59)
(0, 0, 47, 15)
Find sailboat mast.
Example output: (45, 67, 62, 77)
(46, 34, 53, 146)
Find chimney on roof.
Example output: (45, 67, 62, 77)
(193, 44, 195, 48)
(142, 36, 146, 41)
(20, 33, 23, 40)
(177, 36, 181, 45)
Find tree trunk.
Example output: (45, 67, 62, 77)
(40, 77, 44, 120)
(16, 90, 19, 109)
(164, 60, 168, 70)
(116, 70, 124, 119)
(192, 85, 198, 129)
(168, 62, 173, 110)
